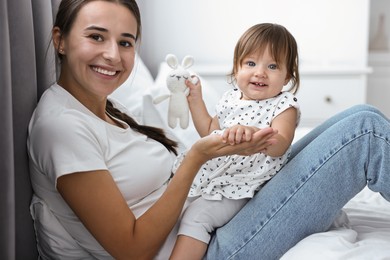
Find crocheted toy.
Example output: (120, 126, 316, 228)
(153, 54, 197, 129)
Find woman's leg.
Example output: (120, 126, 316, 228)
(206, 105, 390, 259)
(291, 104, 388, 159)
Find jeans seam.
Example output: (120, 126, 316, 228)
(366, 131, 390, 186)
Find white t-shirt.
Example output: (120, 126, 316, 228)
(28, 83, 177, 259)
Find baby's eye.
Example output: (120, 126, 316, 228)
(89, 34, 103, 42)
(268, 64, 278, 70)
(246, 61, 256, 67)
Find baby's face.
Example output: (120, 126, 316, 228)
(236, 46, 289, 101)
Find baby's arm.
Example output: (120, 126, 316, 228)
(265, 107, 298, 157)
(222, 107, 297, 156)
(186, 78, 220, 137)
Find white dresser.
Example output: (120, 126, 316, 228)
(296, 67, 370, 127)
(367, 52, 390, 118)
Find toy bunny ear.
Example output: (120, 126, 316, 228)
(182, 55, 194, 69)
(166, 54, 179, 69)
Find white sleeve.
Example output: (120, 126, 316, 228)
(272, 92, 300, 126)
(29, 111, 108, 186)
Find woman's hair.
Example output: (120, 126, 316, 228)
(54, 0, 178, 154)
(106, 100, 178, 155)
(229, 23, 300, 94)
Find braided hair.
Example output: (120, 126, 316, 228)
(106, 100, 178, 155)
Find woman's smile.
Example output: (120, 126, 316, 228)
(91, 65, 118, 77)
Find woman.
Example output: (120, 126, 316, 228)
(28, 0, 276, 259)
(28, 0, 390, 259)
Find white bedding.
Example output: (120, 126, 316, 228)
(282, 187, 390, 259)
(111, 56, 390, 259)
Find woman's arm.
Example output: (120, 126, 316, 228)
(186, 78, 220, 137)
(56, 148, 205, 260)
(57, 128, 278, 259)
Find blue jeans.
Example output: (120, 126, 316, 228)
(206, 104, 390, 259)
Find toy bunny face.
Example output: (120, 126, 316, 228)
(166, 54, 194, 93)
(166, 69, 190, 93)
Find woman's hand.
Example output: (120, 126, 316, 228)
(190, 127, 278, 163)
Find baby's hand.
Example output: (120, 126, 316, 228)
(186, 76, 202, 101)
(222, 125, 259, 145)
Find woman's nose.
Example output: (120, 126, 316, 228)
(103, 41, 120, 63)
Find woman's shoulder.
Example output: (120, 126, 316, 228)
(33, 84, 77, 119)
(29, 84, 105, 140)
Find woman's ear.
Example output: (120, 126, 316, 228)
(52, 27, 64, 54)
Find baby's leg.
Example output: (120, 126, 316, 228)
(170, 197, 248, 260)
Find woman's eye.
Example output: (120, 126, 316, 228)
(268, 64, 278, 70)
(90, 34, 103, 42)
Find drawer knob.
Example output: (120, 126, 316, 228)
(325, 96, 332, 103)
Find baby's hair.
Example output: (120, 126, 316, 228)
(229, 23, 300, 94)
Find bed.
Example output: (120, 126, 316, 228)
(110, 56, 390, 259)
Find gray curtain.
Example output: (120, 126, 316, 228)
(0, 0, 60, 259)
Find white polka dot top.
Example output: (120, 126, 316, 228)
(175, 88, 300, 200)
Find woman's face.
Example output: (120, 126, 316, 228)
(235, 46, 290, 101)
(57, 1, 138, 101)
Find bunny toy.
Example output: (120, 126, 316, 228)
(153, 54, 198, 129)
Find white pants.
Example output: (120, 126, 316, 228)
(178, 196, 249, 243)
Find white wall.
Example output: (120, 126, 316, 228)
(137, 0, 370, 77)
(369, 0, 390, 48)
(367, 0, 390, 117)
